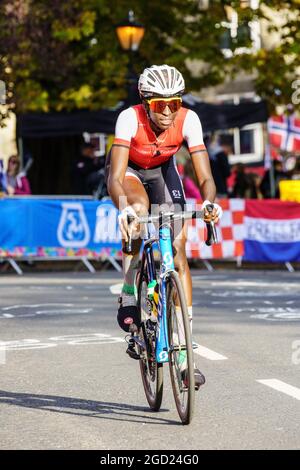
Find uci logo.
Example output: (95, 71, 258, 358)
(57, 203, 90, 248)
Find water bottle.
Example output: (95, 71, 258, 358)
(147, 280, 159, 323)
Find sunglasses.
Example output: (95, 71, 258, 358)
(145, 97, 182, 114)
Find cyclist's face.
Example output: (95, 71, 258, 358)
(149, 105, 178, 131)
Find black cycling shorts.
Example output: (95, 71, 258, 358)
(125, 156, 186, 211)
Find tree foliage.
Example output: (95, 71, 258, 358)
(0, 0, 299, 119)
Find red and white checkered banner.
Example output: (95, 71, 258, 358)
(185, 199, 245, 259)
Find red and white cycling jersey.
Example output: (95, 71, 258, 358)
(113, 104, 206, 169)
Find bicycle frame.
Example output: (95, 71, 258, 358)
(140, 214, 176, 364)
(135, 208, 217, 365)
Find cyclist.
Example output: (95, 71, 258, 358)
(107, 64, 222, 389)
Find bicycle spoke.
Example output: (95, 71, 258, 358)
(137, 269, 163, 411)
(167, 271, 195, 425)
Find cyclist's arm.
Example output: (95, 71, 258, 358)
(183, 110, 219, 221)
(107, 108, 137, 210)
(107, 145, 130, 210)
(190, 150, 216, 203)
(183, 110, 216, 202)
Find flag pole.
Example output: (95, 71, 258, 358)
(269, 155, 276, 198)
(265, 129, 276, 199)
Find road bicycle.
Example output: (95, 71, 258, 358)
(125, 207, 217, 425)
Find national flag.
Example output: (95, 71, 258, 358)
(244, 200, 300, 262)
(268, 114, 300, 153)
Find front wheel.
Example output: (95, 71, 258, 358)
(166, 270, 195, 425)
(137, 269, 163, 411)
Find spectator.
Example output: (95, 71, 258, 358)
(260, 160, 288, 198)
(232, 163, 248, 198)
(73, 142, 107, 198)
(0, 159, 6, 193)
(249, 172, 263, 199)
(231, 164, 263, 199)
(5, 155, 31, 195)
(208, 134, 231, 198)
(291, 158, 300, 180)
(182, 158, 201, 199)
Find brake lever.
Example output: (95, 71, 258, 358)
(123, 214, 135, 254)
(205, 204, 218, 246)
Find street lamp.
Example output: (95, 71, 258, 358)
(115, 11, 145, 105)
(116, 10, 145, 51)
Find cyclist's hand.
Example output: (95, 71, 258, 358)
(201, 200, 223, 224)
(118, 206, 138, 242)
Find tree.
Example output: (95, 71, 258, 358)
(0, 0, 299, 121)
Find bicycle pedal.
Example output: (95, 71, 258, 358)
(126, 344, 140, 360)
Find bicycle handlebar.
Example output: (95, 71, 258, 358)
(124, 206, 218, 253)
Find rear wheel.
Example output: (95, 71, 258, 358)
(137, 268, 163, 411)
(166, 270, 195, 425)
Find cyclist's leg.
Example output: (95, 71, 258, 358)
(146, 157, 192, 306)
(173, 228, 205, 388)
(147, 157, 205, 388)
(117, 170, 150, 332)
(173, 223, 192, 306)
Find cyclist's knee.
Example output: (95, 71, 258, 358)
(131, 201, 149, 216)
(173, 237, 186, 258)
(123, 238, 142, 255)
(173, 245, 188, 269)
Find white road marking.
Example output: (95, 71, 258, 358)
(257, 379, 300, 401)
(0, 333, 124, 352)
(172, 333, 228, 361)
(0, 304, 94, 319)
(110, 283, 123, 295)
(2, 303, 73, 311)
(193, 344, 228, 361)
(210, 281, 296, 289)
(192, 275, 228, 281)
(250, 308, 300, 321)
(213, 291, 290, 298)
(35, 309, 92, 315)
(0, 344, 6, 365)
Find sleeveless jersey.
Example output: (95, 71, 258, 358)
(113, 104, 206, 169)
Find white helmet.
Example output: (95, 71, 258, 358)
(138, 64, 185, 99)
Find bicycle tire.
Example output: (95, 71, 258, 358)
(137, 268, 163, 411)
(166, 270, 195, 425)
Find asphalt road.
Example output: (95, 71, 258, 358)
(0, 269, 299, 450)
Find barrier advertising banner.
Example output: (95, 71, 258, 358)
(185, 198, 245, 259)
(244, 199, 300, 262)
(0, 197, 299, 263)
(0, 198, 122, 258)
